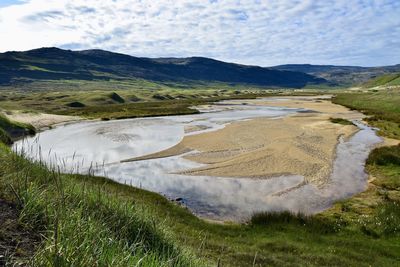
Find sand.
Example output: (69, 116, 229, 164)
(2, 111, 81, 130)
(126, 96, 365, 186)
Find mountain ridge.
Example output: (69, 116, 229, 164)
(0, 47, 326, 89)
(271, 64, 400, 85)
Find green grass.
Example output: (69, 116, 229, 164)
(329, 117, 354, 125)
(0, 126, 11, 144)
(332, 89, 400, 138)
(323, 92, 400, 239)
(0, 84, 319, 119)
(363, 73, 400, 88)
(0, 114, 35, 142)
(367, 145, 400, 167)
(0, 144, 200, 266)
(0, 78, 327, 119)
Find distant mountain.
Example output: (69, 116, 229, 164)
(270, 64, 400, 86)
(0, 48, 327, 89)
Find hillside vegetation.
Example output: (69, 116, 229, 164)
(0, 47, 326, 89)
(362, 73, 400, 88)
(333, 89, 400, 139)
(272, 64, 400, 86)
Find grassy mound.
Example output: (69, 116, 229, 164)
(250, 211, 338, 234)
(0, 127, 11, 144)
(367, 145, 400, 166)
(109, 92, 125, 103)
(329, 117, 354, 125)
(66, 101, 86, 108)
(0, 114, 35, 141)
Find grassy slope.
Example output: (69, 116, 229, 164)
(0, 114, 35, 144)
(332, 89, 400, 139)
(363, 73, 400, 88)
(0, 83, 320, 119)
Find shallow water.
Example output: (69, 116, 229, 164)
(13, 100, 382, 221)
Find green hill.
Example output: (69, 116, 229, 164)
(363, 73, 400, 87)
(0, 47, 327, 89)
(271, 64, 400, 86)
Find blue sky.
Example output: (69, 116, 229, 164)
(0, 0, 24, 8)
(0, 0, 399, 67)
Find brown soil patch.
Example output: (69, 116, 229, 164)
(0, 199, 39, 266)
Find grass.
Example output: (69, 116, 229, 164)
(332, 89, 400, 138)
(0, 82, 268, 118)
(0, 84, 320, 119)
(367, 145, 400, 167)
(325, 89, 400, 239)
(363, 73, 400, 88)
(0, 114, 35, 143)
(0, 127, 11, 144)
(0, 144, 200, 266)
(329, 117, 354, 125)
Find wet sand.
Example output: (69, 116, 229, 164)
(126, 96, 363, 186)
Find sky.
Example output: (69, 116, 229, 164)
(0, 0, 399, 67)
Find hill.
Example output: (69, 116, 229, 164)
(271, 64, 400, 86)
(0, 47, 326, 89)
(362, 73, 400, 88)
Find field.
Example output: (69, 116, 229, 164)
(0, 80, 324, 120)
(0, 80, 289, 119)
(0, 89, 399, 266)
(332, 88, 400, 139)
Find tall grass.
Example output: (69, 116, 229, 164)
(0, 144, 200, 266)
(329, 117, 354, 126)
(367, 145, 400, 166)
(250, 211, 341, 234)
(332, 91, 400, 138)
(0, 113, 36, 141)
(0, 127, 11, 144)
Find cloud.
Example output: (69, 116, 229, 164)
(0, 0, 399, 66)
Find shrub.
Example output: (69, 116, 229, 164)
(367, 145, 400, 166)
(329, 117, 354, 126)
(250, 211, 339, 234)
(66, 101, 86, 108)
(0, 127, 11, 145)
(109, 92, 125, 103)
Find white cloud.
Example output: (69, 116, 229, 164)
(0, 0, 399, 66)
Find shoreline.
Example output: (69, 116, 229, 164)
(124, 96, 364, 187)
